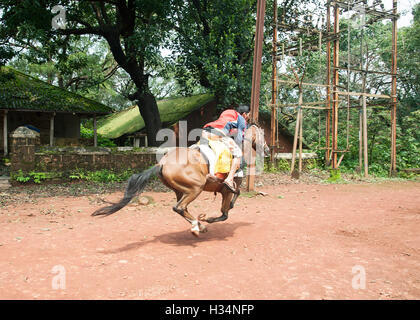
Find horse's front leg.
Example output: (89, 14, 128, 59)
(198, 188, 234, 224)
(229, 177, 242, 209)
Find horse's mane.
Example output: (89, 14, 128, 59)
(247, 120, 260, 128)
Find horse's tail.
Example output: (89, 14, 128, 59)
(92, 165, 161, 217)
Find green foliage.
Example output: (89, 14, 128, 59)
(327, 169, 342, 183)
(69, 169, 134, 183)
(12, 170, 60, 184)
(80, 124, 116, 147)
(13, 170, 31, 183)
(13, 168, 135, 184)
(397, 110, 420, 169)
(264, 159, 291, 173)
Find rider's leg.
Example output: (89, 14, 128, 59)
(201, 130, 222, 183)
(223, 156, 241, 191)
(221, 137, 242, 192)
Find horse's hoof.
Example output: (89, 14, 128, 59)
(200, 226, 208, 233)
(191, 229, 200, 237)
(191, 221, 200, 237)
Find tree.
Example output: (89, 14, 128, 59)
(0, 0, 172, 145)
(168, 0, 323, 108)
(397, 3, 420, 120)
(168, 0, 261, 107)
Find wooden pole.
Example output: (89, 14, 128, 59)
(290, 108, 301, 175)
(270, 0, 278, 164)
(249, 0, 266, 123)
(331, 3, 340, 169)
(93, 115, 97, 147)
(390, 0, 398, 175)
(362, 95, 368, 177)
(247, 0, 266, 192)
(298, 108, 303, 173)
(50, 113, 55, 147)
(359, 108, 363, 172)
(3, 110, 8, 156)
(325, 2, 332, 165)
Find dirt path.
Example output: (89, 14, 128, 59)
(0, 180, 419, 299)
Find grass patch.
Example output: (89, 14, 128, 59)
(240, 191, 259, 198)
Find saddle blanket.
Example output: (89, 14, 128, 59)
(190, 142, 243, 178)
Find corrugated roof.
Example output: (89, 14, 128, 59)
(0, 66, 112, 114)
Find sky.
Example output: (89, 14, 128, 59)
(386, 0, 417, 27)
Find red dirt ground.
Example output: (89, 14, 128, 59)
(0, 180, 419, 300)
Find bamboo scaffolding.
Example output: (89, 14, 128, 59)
(271, 0, 398, 175)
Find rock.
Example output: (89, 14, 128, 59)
(138, 196, 150, 206)
(0, 176, 11, 190)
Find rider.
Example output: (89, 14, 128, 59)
(201, 105, 250, 192)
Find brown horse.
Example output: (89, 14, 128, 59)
(92, 124, 269, 236)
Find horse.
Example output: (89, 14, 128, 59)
(92, 124, 269, 236)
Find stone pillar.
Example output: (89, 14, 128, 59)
(9, 126, 40, 173)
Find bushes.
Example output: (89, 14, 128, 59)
(69, 168, 134, 183)
(80, 124, 116, 147)
(12, 168, 134, 184)
(12, 170, 61, 184)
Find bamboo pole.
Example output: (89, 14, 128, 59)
(290, 108, 301, 175)
(298, 108, 303, 173)
(331, 3, 340, 169)
(359, 108, 363, 172)
(390, 0, 398, 175)
(325, 2, 332, 165)
(270, 0, 278, 164)
(362, 95, 368, 177)
(3, 110, 8, 156)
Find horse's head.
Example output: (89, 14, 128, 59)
(244, 123, 270, 157)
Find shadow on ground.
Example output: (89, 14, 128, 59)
(103, 222, 253, 253)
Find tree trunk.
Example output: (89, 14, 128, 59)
(137, 92, 161, 147)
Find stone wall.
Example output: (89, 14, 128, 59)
(32, 148, 157, 173)
(9, 128, 158, 176)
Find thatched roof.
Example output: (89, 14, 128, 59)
(97, 93, 215, 139)
(0, 66, 112, 115)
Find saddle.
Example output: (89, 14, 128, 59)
(190, 141, 243, 181)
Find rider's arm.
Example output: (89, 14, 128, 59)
(234, 114, 246, 146)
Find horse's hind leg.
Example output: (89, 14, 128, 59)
(172, 188, 207, 236)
